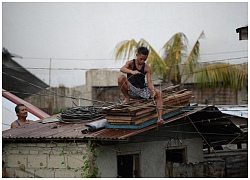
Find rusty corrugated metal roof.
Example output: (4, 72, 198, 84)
(2, 106, 206, 141)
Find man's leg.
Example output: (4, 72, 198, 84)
(118, 75, 130, 104)
(155, 89, 164, 125)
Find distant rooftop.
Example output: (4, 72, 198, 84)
(217, 105, 248, 118)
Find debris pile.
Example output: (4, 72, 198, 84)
(60, 106, 105, 122)
(102, 85, 193, 126)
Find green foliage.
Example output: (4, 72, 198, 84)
(52, 108, 68, 115)
(58, 142, 101, 178)
(80, 143, 100, 178)
(194, 63, 248, 90)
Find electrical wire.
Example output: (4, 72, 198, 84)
(5, 56, 248, 71)
(2, 59, 248, 114)
(172, 93, 219, 157)
(19, 49, 248, 61)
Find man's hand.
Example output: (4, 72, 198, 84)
(150, 89, 156, 98)
(131, 70, 141, 75)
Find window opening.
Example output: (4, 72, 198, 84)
(166, 148, 186, 163)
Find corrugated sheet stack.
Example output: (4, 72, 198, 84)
(102, 84, 193, 125)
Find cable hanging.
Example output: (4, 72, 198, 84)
(6, 56, 248, 71)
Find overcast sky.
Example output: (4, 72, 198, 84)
(2, 2, 248, 87)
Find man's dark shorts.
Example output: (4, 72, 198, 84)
(128, 83, 152, 99)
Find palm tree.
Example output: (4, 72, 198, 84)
(114, 31, 204, 84)
(114, 31, 247, 90)
(161, 31, 204, 85)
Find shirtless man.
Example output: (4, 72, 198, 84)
(117, 47, 164, 125)
(11, 104, 34, 128)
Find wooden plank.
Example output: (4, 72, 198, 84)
(106, 115, 133, 121)
(107, 120, 132, 125)
(163, 95, 191, 103)
(106, 100, 190, 123)
(161, 84, 180, 92)
(135, 107, 156, 116)
(163, 99, 191, 108)
(133, 102, 190, 125)
(107, 102, 189, 126)
(104, 90, 192, 118)
(163, 92, 192, 104)
(105, 104, 198, 129)
(106, 111, 154, 124)
(126, 91, 192, 113)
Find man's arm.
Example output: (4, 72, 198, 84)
(10, 121, 18, 128)
(120, 60, 140, 75)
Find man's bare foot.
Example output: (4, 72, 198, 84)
(157, 119, 164, 125)
(122, 97, 130, 104)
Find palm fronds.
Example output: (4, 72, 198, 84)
(114, 39, 138, 61)
(181, 31, 205, 85)
(162, 32, 188, 84)
(113, 32, 248, 90)
(194, 63, 248, 90)
(138, 38, 169, 80)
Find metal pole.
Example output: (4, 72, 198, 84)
(49, 58, 52, 87)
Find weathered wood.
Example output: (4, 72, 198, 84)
(107, 120, 132, 125)
(106, 94, 191, 115)
(106, 102, 190, 125)
(105, 104, 197, 129)
(106, 111, 153, 121)
(133, 102, 190, 125)
(161, 84, 180, 92)
(104, 89, 193, 126)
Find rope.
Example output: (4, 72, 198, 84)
(172, 94, 220, 157)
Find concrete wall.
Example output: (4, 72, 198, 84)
(24, 85, 87, 114)
(2, 142, 90, 178)
(24, 69, 123, 112)
(3, 136, 203, 178)
(85, 69, 122, 106)
(96, 138, 203, 178)
(168, 160, 225, 177)
(184, 84, 248, 105)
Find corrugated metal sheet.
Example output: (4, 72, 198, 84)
(217, 105, 248, 118)
(2, 106, 206, 141)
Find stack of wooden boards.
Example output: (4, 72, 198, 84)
(102, 85, 193, 126)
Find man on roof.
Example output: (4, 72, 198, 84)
(11, 104, 34, 128)
(118, 46, 165, 125)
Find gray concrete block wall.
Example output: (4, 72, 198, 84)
(2, 142, 89, 178)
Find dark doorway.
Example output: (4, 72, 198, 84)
(117, 154, 140, 178)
